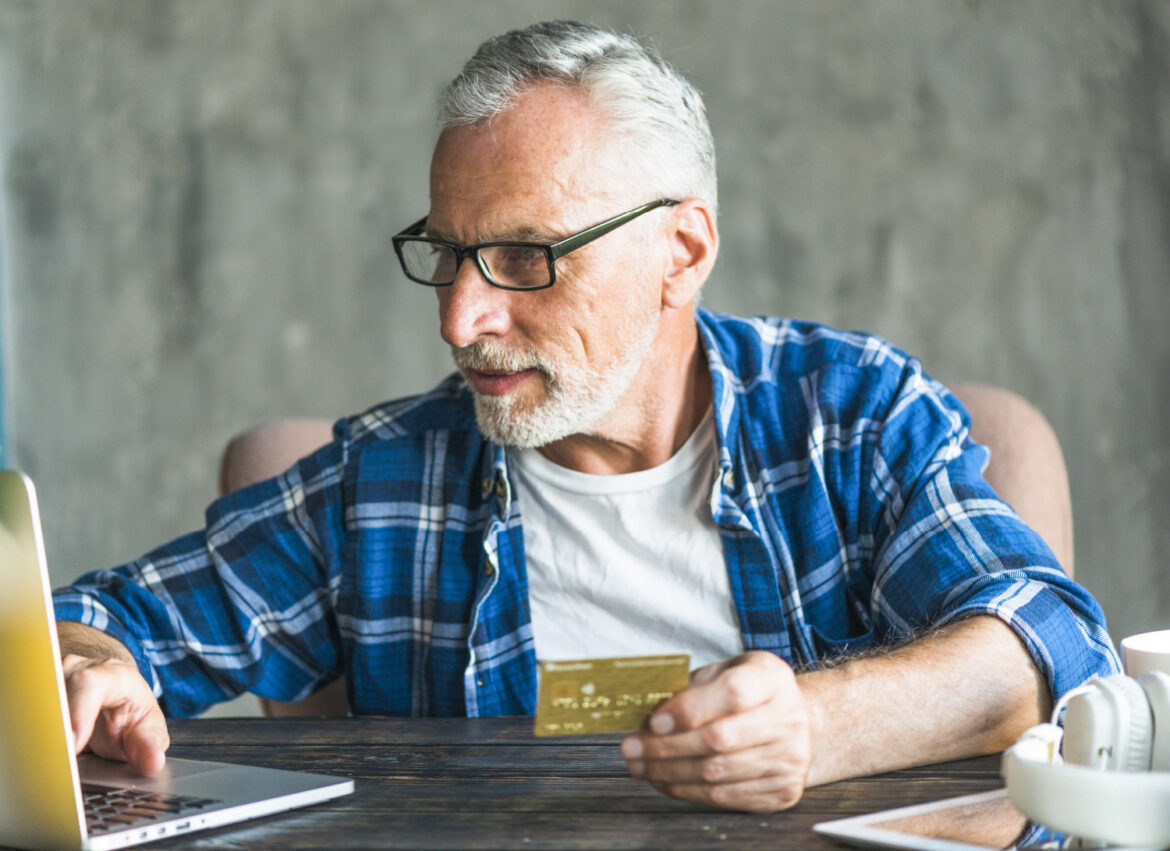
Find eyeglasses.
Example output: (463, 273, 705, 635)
(391, 198, 680, 291)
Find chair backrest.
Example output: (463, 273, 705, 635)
(950, 382, 1074, 576)
(218, 418, 336, 496)
(218, 383, 1074, 715)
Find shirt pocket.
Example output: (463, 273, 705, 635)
(809, 624, 878, 660)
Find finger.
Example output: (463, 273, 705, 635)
(64, 661, 169, 774)
(93, 711, 169, 776)
(650, 652, 791, 735)
(688, 660, 728, 687)
(625, 699, 788, 762)
(121, 712, 170, 775)
(630, 738, 791, 786)
(65, 665, 115, 756)
(87, 697, 170, 775)
(651, 772, 806, 813)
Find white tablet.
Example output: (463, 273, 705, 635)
(813, 788, 1149, 851)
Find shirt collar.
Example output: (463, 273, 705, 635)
(485, 307, 746, 515)
(695, 307, 743, 482)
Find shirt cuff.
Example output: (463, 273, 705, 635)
(936, 572, 1122, 700)
(52, 590, 162, 697)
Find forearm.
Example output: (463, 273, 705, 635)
(56, 620, 135, 667)
(799, 615, 1050, 787)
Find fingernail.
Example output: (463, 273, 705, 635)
(650, 713, 674, 735)
(627, 760, 645, 778)
(621, 736, 643, 759)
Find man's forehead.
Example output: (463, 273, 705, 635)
(427, 84, 631, 234)
(429, 122, 589, 197)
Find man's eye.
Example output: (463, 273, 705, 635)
(501, 245, 544, 264)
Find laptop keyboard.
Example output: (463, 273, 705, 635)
(82, 783, 222, 834)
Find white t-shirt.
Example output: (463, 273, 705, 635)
(511, 410, 743, 668)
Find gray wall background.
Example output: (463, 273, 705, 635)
(1, 0, 1167, 706)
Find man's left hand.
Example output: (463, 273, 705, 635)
(620, 650, 813, 812)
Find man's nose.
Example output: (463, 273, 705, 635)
(438, 256, 512, 348)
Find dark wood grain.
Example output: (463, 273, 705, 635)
(143, 717, 1004, 850)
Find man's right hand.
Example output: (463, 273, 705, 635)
(56, 622, 169, 775)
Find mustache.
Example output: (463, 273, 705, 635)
(452, 341, 551, 377)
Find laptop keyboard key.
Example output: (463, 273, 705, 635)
(81, 783, 222, 835)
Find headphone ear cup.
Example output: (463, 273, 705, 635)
(1064, 675, 1153, 771)
(1139, 671, 1170, 771)
(1108, 676, 1155, 772)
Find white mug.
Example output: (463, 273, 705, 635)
(1121, 629, 1170, 678)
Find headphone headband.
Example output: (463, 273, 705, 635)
(1002, 738, 1170, 847)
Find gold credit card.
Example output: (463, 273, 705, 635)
(534, 654, 691, 736)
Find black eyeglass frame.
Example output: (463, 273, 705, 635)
(391, 198, 681, 292)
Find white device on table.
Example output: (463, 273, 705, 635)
(814, 787, 1050, 851)
(0, 470, 354, 850)
(1002, 669, 1170, 848)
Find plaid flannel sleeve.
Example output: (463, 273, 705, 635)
(867, 367, 1121, 700)
(52, 440, 348, 717)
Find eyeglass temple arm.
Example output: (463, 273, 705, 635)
(549, 199, 680, 259)
(397, 215, 429, 237)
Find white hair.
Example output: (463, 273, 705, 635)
(440, 20, 718, 214)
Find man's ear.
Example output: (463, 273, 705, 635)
(661, 199, 719, 309)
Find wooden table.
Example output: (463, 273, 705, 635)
(158, 716, 1004, 850)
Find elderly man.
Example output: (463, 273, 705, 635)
(55, 21, 1118, 813)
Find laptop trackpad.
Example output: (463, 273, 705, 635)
(78, 752, 219, 788)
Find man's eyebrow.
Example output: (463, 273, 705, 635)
(421, 223, 454, 241)
(424, 222, 559, 244)
(501, 224, 549, 241)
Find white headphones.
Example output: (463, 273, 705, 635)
(1002, 671, 1170, 847)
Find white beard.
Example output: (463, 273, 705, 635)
(452, 315, 659, 449)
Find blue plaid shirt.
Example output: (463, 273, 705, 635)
(54, 309, 1120, 717)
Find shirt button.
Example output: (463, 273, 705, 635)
(495, 479, 507, 499)
(484, 562, 496, 577)
(723, 470, 735, 489)
(481, 477, 493, 496)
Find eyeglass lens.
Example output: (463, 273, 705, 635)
(398, 241, 551, 289)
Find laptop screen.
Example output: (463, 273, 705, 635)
(0, 471, 88, 849)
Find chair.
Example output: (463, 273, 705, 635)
(950, 383, 1074, 576)
(218, 383, 1073, 716)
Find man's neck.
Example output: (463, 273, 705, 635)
(535, 317, 711, 475)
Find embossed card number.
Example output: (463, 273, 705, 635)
(534, 654, 691, 736)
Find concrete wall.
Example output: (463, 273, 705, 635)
(1, 1, 1167, 674)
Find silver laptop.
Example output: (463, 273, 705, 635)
(0, 470, 354, 850)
